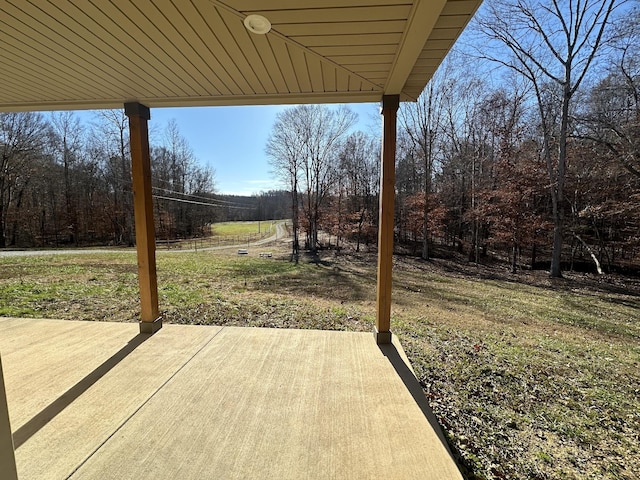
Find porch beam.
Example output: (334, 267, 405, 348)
(385, 0, 447, 95)
(125, 102, 161, 334)
(0, 355, 18, 480)
(375, 94, 400, 345)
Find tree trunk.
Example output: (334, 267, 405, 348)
(0, 203, 5, 248)
(9, 184, 27, 246)
(421, 204, 429, 260)
(550, 81, 571, 278)
(531, 243, 537, 269)
(291, 182, 299, 264)
(574, 233, 604, 275)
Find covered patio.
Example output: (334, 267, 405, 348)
(0, 1, 482, 477)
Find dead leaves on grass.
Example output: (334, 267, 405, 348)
(401, 326, 640, 480)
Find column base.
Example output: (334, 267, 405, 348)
(139, 317, 163, 334)
(374, 328, 392, 345)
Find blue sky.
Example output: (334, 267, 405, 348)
(123, 103, 381, 196)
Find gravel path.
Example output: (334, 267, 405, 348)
(0, 222, 289, 258)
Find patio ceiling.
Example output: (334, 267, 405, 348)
(0, 0, 481, 112)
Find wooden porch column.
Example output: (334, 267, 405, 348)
(0, 355, 18, 480)
(125, 102, 161, 334)
(375, 95, 399, 345)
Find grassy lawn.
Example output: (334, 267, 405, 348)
(0, 247, 638, 479)
(211, 220, 279, 237)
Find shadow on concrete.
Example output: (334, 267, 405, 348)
(13, 333, 150, 449)
(378, 342, 456, 461)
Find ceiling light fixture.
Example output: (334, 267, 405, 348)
(244, 14, 271, 35)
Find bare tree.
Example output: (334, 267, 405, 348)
(400, 65, 450, 260)
(266, 108, 305, 261)
(580, 7, 640, 178)
(152, 120, 215, 239)
(476, 0, 622, 277)
(299, 105, 357, 253)
(336, 131, 379, 251)
(92, 109, 134, 245)
(49, 112, 84, 245)
(267, 105, 356, 258)
(438, 66, 486, 257)
(0, 112, 48, 247)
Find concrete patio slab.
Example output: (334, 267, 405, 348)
(0, 318, 461, 480)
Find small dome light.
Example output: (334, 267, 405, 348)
(244, 14, 271, 35)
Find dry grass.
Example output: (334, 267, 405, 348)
(0, 245, 638, 479)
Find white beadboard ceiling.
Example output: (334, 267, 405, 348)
(0, 0, 482, 111)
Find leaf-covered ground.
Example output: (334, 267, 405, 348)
(0, 247, 638, 479)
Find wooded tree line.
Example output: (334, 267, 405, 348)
(214, 191, 291, 224)
(268, 0, 640, 274)
(0, 111, 215, 247)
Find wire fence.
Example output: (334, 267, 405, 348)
(156, 224, 278, 251)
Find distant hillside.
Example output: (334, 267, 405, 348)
(214, 190, 290, 222)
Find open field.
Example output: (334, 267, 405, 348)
(211, 220, 278, 237)
(0, 245, 638, 479)
(154, 220, 284, 251)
